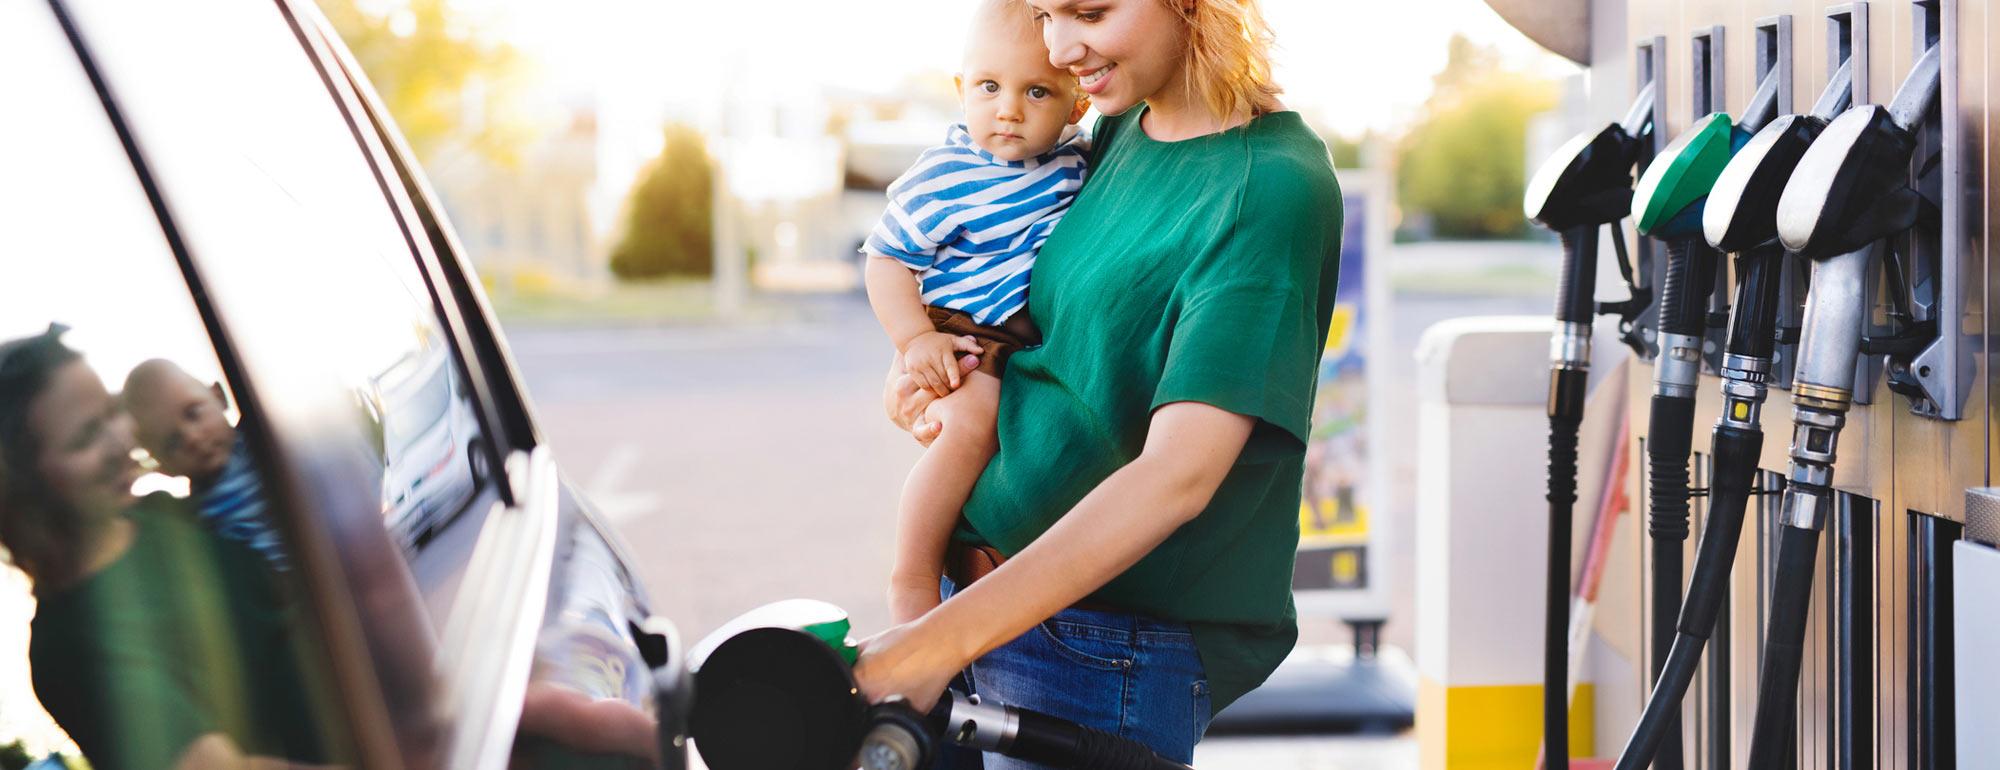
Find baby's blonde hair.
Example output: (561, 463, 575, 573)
(1166, 0, 1282, 121)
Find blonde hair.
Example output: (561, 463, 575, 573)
(1167, 0, 1282, 121)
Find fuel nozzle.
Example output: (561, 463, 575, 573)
(1522, 82, 1655, 770)
(1778, 45, 1939, 259)
(688, 600, 1196, 770)
(1744, 42, 1942, 770)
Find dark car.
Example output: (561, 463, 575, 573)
(0, 0, 687, 767)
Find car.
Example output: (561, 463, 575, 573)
(0, 0, 689, 768)
(371, 340, 487, 552)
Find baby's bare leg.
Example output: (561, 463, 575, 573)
(887, 370, 1002, 624)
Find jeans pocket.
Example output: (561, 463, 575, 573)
(1191, 679, 1213, 744)
(1034, 619, 1134, 672)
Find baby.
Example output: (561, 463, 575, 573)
(862, 0, 1089, 624)
(122, 359, 289, 571)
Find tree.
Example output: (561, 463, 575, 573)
(1395, 35, 1559, 239)
(317, 0, 526, 164)
(610, 125, 716, 280)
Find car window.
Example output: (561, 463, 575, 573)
(0, 3, 349, 766)
(54, 0, 504, 615)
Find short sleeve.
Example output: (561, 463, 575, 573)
(862, 191, 944, 271)
(1152, 274, 1320, 459)
(1151, 154, 1342, 461)
(861, 144, 980, 271)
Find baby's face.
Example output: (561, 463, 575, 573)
(128, 375, 236, 482)
(958, 26, 1086, 161)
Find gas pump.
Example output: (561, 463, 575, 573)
(1607, 58, 1856, 770)
(1744, 42, 1942, 769)
(1521, 83, 1656, 768)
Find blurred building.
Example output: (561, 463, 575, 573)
(429, 101, 602, 284)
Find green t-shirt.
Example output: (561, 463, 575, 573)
(961, 105, 1343, 712)
(29, 493, 333, 769)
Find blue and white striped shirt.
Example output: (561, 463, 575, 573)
(195, 436, 289, 572)
(863, 123, 1087, 326)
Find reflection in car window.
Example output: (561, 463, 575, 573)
(0, 3, 346, 765)
(63, 0, 497, 572)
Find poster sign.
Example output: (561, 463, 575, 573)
(1294, 172, 1391, 620)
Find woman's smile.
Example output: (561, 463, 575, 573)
(1077, 63, 1116, 94)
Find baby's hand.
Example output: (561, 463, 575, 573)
(901, 332, 983, 398)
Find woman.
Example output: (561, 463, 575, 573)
(0, 326, 334, 770)
(852, 0, 1343, 765)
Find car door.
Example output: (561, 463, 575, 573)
(0, 2, 361, 767)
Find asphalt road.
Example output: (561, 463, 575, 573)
(503, 262, 1550, 768)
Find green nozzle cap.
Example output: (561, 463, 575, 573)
(1632, 112, 1739, 236)
(804, 615, 859, 666)
(697, 599, 860, 666)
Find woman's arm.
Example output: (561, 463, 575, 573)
(852, 400, 1255, 708)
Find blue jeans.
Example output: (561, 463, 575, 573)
(934, 576, 1212, 770)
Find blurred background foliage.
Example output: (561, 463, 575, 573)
(1394, 35, 1559, 239)
(611, 124, 716, 280)
(318, 0, 530, 166)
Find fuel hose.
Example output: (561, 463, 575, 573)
(1745, 43, 1940, 766)
(1542, 222, 1599, 764)
(1641, 233, 1718, 770)
(1524, 95, 1652, 766)
(1610, 241, 1783, 770)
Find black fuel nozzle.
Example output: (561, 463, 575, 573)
(1522, 83, 1655, 770)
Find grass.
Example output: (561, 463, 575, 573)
(483, 274, 721, 326)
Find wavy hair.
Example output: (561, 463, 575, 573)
(1168, 0, 1282, 121)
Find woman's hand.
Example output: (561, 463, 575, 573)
(851, 616, 969, 712)
(883, 352, 980, 447)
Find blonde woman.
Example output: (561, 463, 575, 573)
(853, 0, 1342, 765)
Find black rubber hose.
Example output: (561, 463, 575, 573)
(1611, 424, 1763, 770)
(1747, 523, 1826, 769)
(1644, 393, 1694, 770)
(1544, 366, 1588, 766)
(1543, 221, 1597, 767)
(1007, 707, 1195, 770)
(1643, 234, 1715, 770)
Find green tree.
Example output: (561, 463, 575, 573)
(317, 0, 526, 164)
(611, 125, 716, 280)
(1396, 35, 1559, 239)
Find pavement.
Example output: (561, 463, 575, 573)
(501, 244, 1557, 768)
